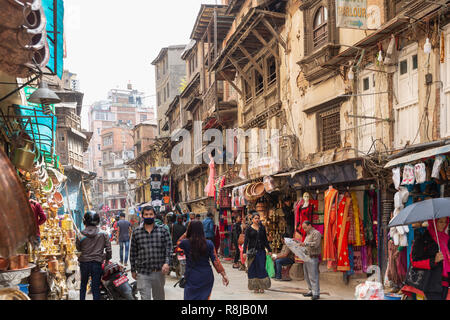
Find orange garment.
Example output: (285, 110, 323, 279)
(336, 196, 351, 272)
(323, 187, 338, 269)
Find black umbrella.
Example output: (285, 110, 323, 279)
(388, 198, 450, 251)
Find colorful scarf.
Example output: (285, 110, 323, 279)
(351, 192, 365, 246)
(363, 192, 374, 243)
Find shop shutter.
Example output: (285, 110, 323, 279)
(394, 44, 419, 147)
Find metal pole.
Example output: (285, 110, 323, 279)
(432, 218, 441, 252)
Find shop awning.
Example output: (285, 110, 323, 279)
(384, 144, 450, 168)
(276, 158, 365, 189)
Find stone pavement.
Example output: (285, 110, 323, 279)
(97, 243, 358, 300)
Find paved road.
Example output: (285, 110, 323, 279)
(104, 243, 355, 300)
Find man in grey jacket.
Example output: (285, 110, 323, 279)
(298, 220, 322, 300)
(76, 211, 112, 300)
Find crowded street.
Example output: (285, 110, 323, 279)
(84, 243, 356, 301)
(1, 0, 450, 306)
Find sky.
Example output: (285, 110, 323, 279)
(63, 0, 219, 129)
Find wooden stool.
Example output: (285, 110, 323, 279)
(289, 263, 304, 281)
(281, 265, 292, 280)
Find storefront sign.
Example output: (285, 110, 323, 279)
(336, 0, 367, 29)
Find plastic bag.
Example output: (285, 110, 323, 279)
(414, 163, 426, 184)
(401, 165, 415, 185)
(392, 167, 401, 190)
(266, 255, 275, 278)
(355, 281, 384, 300)
(432, 155, 445, 178)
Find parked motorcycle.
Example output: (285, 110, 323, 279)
(170, 247, 186, 279)
(100, 261, 137, 300)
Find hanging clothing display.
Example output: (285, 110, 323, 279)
(323, 187, 338, 268)
(295, 199, 314, 241)
(350, 192, 365, 247)
(204, 158, 216, 197)
(336, 195, 351, 272)
(363, 192, 374, 243)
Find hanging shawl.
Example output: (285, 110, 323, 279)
(323, 187, 339, 267)
(351, 192, 365, 246)
(363, 192, 374, 243)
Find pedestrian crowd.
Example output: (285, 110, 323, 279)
(25, 188, 449, 302)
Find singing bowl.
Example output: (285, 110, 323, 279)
(0, 148, 37, 258)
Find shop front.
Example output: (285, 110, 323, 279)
(383, 142, 450, 298)
(276, 158, 383, 283)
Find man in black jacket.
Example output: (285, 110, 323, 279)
(76, 211, 112, 300)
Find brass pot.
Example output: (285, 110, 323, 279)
(0, 257, 9, 271)
(29, 292, 48, 300)
(8, 255, 20, 270)
(18, 254, 28, 269)
(12, 139, 36, 171)
(48, 259, 58, 273)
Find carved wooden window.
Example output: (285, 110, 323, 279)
(267, 55, 277, 87)
(318, 106, 340, 151)
(313, 6, 328, 48)
(255, 69, 264, 96)
(244, 78, 252, 103)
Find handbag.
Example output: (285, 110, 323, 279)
(247, 248, 257, 260)
(174, 277, 186, 288)
(404, 266, 430, 292)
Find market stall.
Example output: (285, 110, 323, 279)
(383, 146, 450, 298)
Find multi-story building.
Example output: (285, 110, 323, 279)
(87, 84, 155, 209)
(99, 125, 135, 214)
(46, 70, 95, 228)
(133, 121, 157, 157)
(151, 45, 187, 137)
(165, 4, 239, 215)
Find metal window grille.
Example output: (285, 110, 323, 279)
(319, 107, 340, 151)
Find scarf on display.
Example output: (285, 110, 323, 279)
(368, 190, 378, 245)
(427, 218, 450, 278)
(351, 192, 365, 247)
(363, 192, 374, 243)
(323, 187, 339, 266)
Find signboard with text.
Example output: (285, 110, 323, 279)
(336, 0, 367, 29)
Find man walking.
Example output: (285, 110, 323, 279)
(299, 220, 322, 300)
(117, 212, 132, 266)
(202, 212, 215, 243)
(76, 211, 112, 300)
(130, 206, 172, 300)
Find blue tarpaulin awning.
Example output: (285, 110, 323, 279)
(43, 0, 64, 78)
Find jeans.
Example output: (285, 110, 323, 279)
(274, 258, 295, 279)
(137, 272, 165, 300)
(79, 261, 103, 300)
(303, 257, 320, 296)
(119, 240, 130, 263)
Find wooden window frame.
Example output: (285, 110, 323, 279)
(317, 106, 341, 151)
(313, 6, 328, 48)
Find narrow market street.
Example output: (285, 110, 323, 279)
(2, 0, 450, 306)
(86, 244, 357, 300)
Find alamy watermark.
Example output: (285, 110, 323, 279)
(170, 121, 280, 165)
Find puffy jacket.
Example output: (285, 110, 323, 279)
(203, 217, 215, 238)
(76, 226, 112, 263)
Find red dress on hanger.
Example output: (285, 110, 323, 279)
(295, 199, 314, 242)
